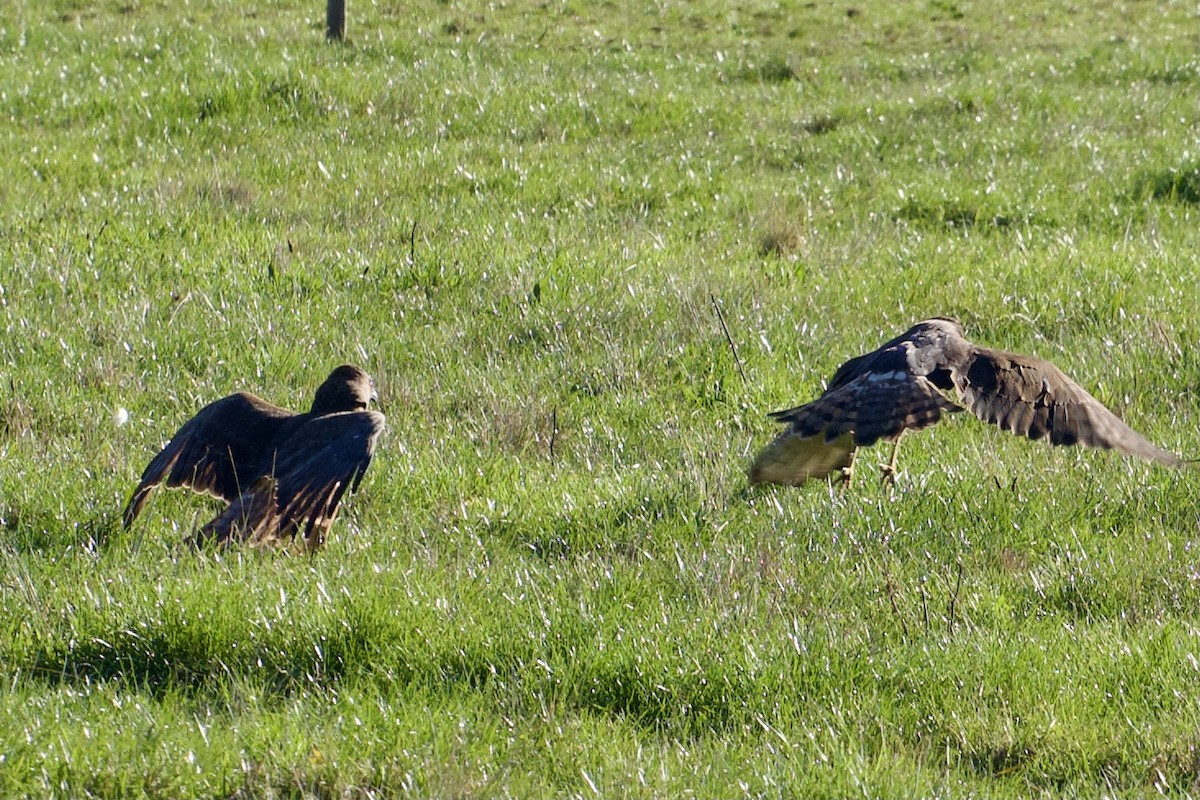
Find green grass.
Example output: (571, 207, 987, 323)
(3, 0, 1200, 795)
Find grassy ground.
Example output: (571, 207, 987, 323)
(3, 0, 1200, 796)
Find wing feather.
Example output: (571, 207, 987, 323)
(197, 410, 385, 551)
(953, 348, 1180, 465)
(122, 394, 291, 527)
(770, 372, 960, 446)
(752, 371, 961, 485)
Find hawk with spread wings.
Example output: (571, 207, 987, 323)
(749, 318, 1182, 487)
(123, 364, 385, 551)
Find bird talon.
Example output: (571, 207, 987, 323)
(837, 449, 858, 493)
(879, 463, 897, 489)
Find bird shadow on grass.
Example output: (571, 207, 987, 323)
(14, 600, 388, 702)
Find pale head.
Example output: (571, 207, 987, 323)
(906, 317, 965, 346)
(912, 316, 963, 335)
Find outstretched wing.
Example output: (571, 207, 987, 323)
(198, 410, 385, 551)
(122, 394, 290, 527)
(749, 357, 963, 486)
(952, 348, 1181, 465)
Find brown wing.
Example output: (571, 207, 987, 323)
(748, 368, 962, 486)
(197, 410, 385, 551)
(952, 348, 1181, 465)
(122, 394, 293, 527)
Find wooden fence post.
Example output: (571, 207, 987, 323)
(326, 0, 345, 40)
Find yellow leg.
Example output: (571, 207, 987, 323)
(839, 448, 858, 493)
(880, 430, 905, 488)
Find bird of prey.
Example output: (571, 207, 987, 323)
(749, 317, 1182, 488)
(123, 364, 385, 551)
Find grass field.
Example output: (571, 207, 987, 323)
(3, 0, 1200, 796)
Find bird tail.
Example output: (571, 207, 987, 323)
(748, 431, 856, 486)
(194, 476, 281, 548)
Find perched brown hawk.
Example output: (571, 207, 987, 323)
(749, 317, 1182, 487)
(123, 364, 385, 551)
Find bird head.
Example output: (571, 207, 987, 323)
(907, 317, 965, 347)
(918, 316, 962, 332)
(311, 365, 376, 414)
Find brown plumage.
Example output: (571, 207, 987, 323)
(123, 365, 385, 551)
(749, 318, 1182, 487)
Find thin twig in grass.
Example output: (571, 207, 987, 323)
(88, 219, 109, 245)
(947, 560, 964, 636)
(920, 586, 930, 635)
(167, 291, 194, 324)
(409, 219, 418, 266)
(85, 219, 109, 266)
(549, 406, 558, 463)
(881, 558, 910, 639)
(710, 293, 747, 383)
